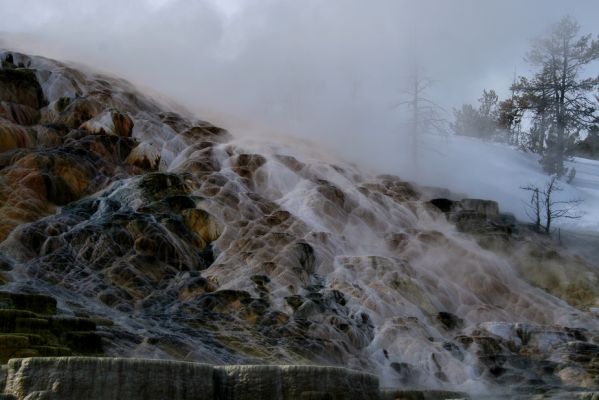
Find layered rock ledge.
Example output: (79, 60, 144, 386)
(0, 357, 386, 400)
(0, 357, 474, 400)
(0, 292, 102, 363)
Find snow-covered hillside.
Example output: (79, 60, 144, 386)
(414, 134, 599, 232)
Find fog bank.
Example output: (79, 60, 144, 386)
(2, 0, 598, 184)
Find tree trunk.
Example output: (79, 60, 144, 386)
(556, 37, 569, 177)
(534, 188, 541, 231)
(412, 72, 419, 174)
(556, 115, 566, 176)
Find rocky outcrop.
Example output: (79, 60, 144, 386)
(0, 68, 44, 108)
(429, 198, 501, 224)
(0, 292, 102, 363)
(0, 50, 228, 243)
(440, 321, 599, 396)
(429, 197, 516, 243)
(1, 357, 380, 400)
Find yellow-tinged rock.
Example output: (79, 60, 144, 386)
(182, 208, 223, 247)
(0, 124, 32, 152)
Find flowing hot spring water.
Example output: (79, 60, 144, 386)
(1, 50, 599, 398)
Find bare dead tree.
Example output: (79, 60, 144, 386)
(394, 66, 448, 174)
(521, 176, 582, 233)
(521, 184, 542, 231)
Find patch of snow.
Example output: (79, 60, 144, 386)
(412, 134, 599, 232)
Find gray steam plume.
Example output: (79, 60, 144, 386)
(1, 0, 598, 178)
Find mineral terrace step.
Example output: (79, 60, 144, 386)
(2, 357, 382, 400)
(0, 293, 57, 316)
(0, 357, 474, 400)
(0, 296, 103, 363)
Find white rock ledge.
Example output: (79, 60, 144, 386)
(1, 357, 380, 400)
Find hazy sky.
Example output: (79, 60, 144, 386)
(1, 0, 599, 173)
(2, 0, 597, 100)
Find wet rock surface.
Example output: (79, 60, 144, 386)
(1, 50, 599, 398)
(0, 50, 226, 243)
(429, 197, 515, 241)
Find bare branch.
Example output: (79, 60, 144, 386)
(520, 176, 583, 233)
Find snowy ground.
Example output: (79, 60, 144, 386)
(412, 134, 599, 233)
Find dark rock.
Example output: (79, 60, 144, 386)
(429, 198, 455, 213)
(0, 292, 103, 363)
(390, 362, 420, 385)
(285, 295, 303, 310)
(62, 331, 103, 354)
(0, 69, 45, 109)
(2, 52, 16, 68)
(0, 292, 57, 315)
(442, 341, 464, 361)
(436, 311, 464, 330)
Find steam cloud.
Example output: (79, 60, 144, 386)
(1, 0, 597, 176)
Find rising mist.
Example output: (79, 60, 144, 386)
(2, 0, 597, 178)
